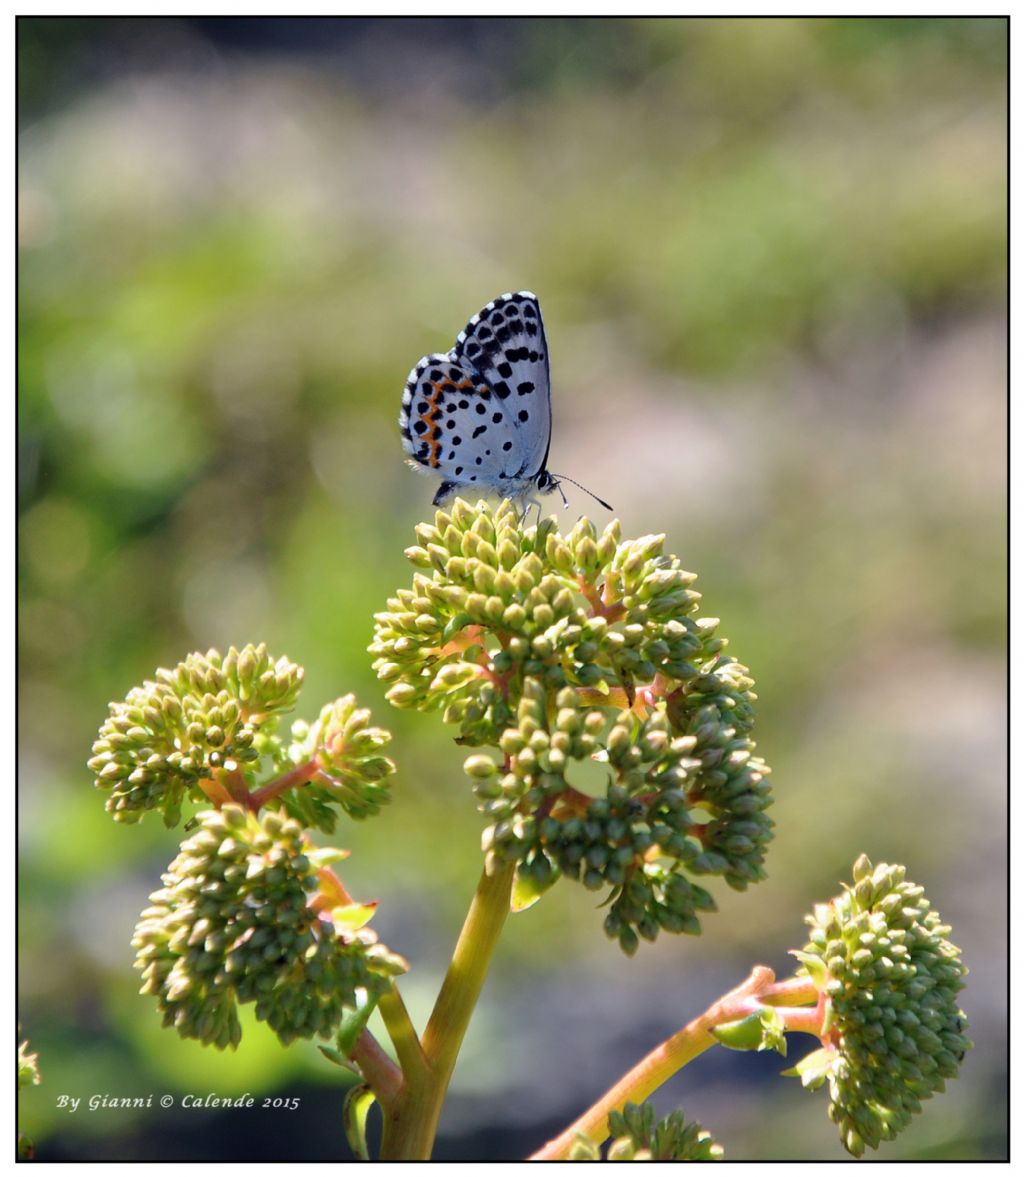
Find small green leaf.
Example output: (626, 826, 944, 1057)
(711, 1013, 766, 1051)
(336, 988, 380, 1057)
(317, 1044, 360, 1075)
(712, 1008, 787, 1055)
(781, 1045, 836, 1090)
(307, 846, 351, 868)
(511, 862, 560, 912)
(790, 949, 828, 989)
(330, 902, 378, 932)
(342, 1083, 377, 1160)
(442, 612, 472, 641)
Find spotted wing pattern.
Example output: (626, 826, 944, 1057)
(399, 292, 552, 503)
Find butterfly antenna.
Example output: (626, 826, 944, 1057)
(550, 473, 613, 511)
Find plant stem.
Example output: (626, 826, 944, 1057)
(249, 759, 319, 810)
(377, 861, 516, 1160)
(422, 860, 516, 1078)
(530, 965, 817, 1160)
(348, 1029, 403, 1110)
(377, 986, 429, 1082)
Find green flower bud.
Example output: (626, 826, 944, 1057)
(792, 858, 971, 1157)
(594, 1101, 723, 1161)
(567, 1133, 601, 1161)
(464, 754, 498, 780)
(131, 806, 406, 1051)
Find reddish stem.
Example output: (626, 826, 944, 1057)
(759, 974, 821, 1006)
(349, 1028, 403, 1111)
(196, 774, 236, 808)
(222, 767, 254, 806)
(434, 624, 485, 659)
(529, 965, 825, 1160)
(576, 686, 632, 710)
(578, 575, 626, 624)
(195, 767, 254, 808)
(249, 759, 320, 811)
(777, 1004, 828, 1037)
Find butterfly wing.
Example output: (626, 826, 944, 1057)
(400, 352, 520, 499)
(452, 291, 551, 480)
(399, 291, 553, 502)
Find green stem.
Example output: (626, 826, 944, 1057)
(530, 966, 818, 1160)
(377, 985, 429, 1082)
(377, 861, 516, 1160)
(421, 860, 517, 1073)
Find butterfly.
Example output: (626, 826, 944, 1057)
(399, 291, 610, 513)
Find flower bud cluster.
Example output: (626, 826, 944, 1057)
(17, 1037, 41, 1159)
(373, 502, 711, 734)
(285, 695, 396, 833)
(372, 500, 772, 953)
(132, 805, 407, 1049)
(663, 661, 770, 893)
(606, 1102, 723, 1161)
(18, 1038, 40, 1090)
(89, 646, 303, 825)
(472, 679, 717, 954)
(794, 855, 971, 1156)
(568, 1102, 722, 1161)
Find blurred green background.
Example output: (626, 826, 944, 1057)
(18, 16, 1006, 1161)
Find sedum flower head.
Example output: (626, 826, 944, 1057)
(132, 805, 407, 1049)
(605, 1102, 724, 1161)
(792, 855, 971, 1157)
(90, 647, 395, 833)
(285, 695, 396, 832)
(371, 500, 772, 954)
(569, 1102, 723, 1161)
(89, 645, 303, 826)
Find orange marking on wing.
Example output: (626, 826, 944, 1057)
(422, 377, 488, 468)
(423, 380, 453, 468)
